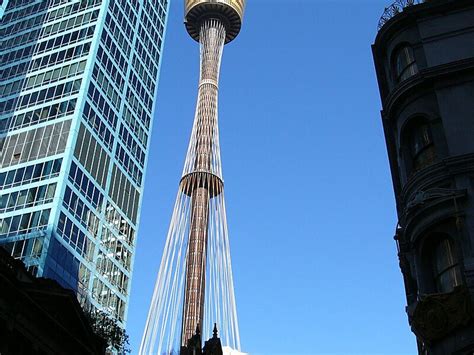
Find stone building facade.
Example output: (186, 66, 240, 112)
(372, 0, 474, 353)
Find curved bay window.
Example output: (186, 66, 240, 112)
(408, 122, 437, 172)
(432, 237, 462, 293)
(394, 45, 418, 82)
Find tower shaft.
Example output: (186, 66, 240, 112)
(182, 186, 209, 343)
(181, 19, 226, 346)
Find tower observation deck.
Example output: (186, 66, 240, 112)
(140, 0, 245, 353)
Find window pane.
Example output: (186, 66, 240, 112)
(433, 238, 462, 293)
(395, 46, 418, 82)
(410, 124, 432, 156)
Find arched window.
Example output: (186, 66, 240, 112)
(394, 45, 418, 82)
(407, 121, 437, 172)
(432, 237, 461, 293)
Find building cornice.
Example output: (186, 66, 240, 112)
(400, 153, 474, 209)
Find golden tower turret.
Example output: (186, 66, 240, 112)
(184, 0, 245, 43)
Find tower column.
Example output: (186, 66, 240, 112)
(182, 186, 210, 344)
(181, 19, 226, 346)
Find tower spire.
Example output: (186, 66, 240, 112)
(213, 323, 218, 338)
(139, 1, 245, 354)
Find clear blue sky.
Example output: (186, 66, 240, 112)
(127, 0, 417, 353)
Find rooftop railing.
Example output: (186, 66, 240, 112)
(378, 0, 426, 30)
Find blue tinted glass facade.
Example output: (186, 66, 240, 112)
(0, 1, 8, 19)
(0, 0, 169, 326)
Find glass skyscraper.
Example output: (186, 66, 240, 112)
(0, 0, 169, 327)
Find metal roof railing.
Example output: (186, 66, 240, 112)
(378, 0, 425, 30)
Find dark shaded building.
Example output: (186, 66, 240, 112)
(0, 247, 105, 354)
(372, 0, 474, 354)
(180, 324, 223, 355)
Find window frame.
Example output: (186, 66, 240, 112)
(392, 44, 419, 83)
(431, 236, 462, 293)
(401, 117, 438, 176)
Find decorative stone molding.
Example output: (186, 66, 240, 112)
(411, 285, 473, 343)
(405, 188, 466, 213)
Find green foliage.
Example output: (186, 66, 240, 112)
(87, 309, 131, 354)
